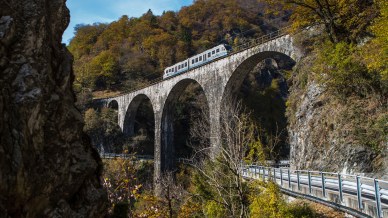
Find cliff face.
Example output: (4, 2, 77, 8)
(0, 1, 107, 217)
(287, 54, 388, 179)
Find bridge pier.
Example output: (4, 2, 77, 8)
(154, 111, 163, 194)
(208, 98, 222, 154)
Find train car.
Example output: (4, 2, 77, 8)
(163, 60, 189, 79)
(163, 44, 231, 79)
(189, 44, 230, 69)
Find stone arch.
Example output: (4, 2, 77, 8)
(219, 51, 296, 160)
(160, 78, 209, 172)
(123, 94, 154, 137)
(107, 99, 118, 110)
(224, 51, 296, 98)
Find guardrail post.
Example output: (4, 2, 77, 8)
(374, 179, 382, 218)
(273, 168, 276, 182)
(280, 168, 283, 186)
(263, 168, 266, 182)
(321, 172, 326, 198)
(338, 174, 343, 203)
(288, 169, 291, 189)
(356, 175, 363, 210)
(297, 171, 301, 191)
(308, 171, 312, 194)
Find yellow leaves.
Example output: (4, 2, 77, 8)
(133, 193, 169, 218)
(204, 200, 226, 218)
(363, 0, 388, 81)
(177, 199, 202, 218)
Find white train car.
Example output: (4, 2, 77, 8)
(164, 59, 189, 79)
(163, 44, 231, 79)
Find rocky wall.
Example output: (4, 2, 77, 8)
(0, 0, 107, 217)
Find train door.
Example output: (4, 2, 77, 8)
(203, 54, 207, 62)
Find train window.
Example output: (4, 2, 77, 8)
(216, 48, 220, 53)
(212, 50, 215, 54)
(192, 60, 194, 64)
(195, 58, 198, 62)
(185, 63, 187, 67)
(199, 56, 202, 61)
(208, 53, 211, 57)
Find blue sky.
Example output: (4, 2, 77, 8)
(63, 0, 193, 44)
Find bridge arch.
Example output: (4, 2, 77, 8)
(123, 94, 154, 137)
(224, 51, 295, 98)
(160, 78, 209, 172)
(107, 99, 119, 110)
(218, 50, 295, 160)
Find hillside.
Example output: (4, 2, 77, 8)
(68, 0, 288, 99)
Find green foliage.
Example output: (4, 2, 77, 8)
(314, 41, 382, 98)
(249, 181, 316, 218)
(263, 0, 378, 43)
(204, 200, 226, 218)
(363, 0, 388, 81)
(245, 140, 266, 164)
(249, 182, 285, 218)
(90, 50, 118, 88)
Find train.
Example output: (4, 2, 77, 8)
(163, 44, 232, 79)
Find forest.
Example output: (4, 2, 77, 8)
(68, 0, 387, 217)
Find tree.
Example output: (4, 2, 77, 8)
(363, 0, 388, 81)
(262, 0, 378, 43)
(84, 108, 104, 150)
(134, 172, 187, 218)
(190, 97, 265, 218)
(103, 157, 143, 217)
(90, 50, 119, 89)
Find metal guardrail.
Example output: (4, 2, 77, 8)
(94, 26, 291, 101)
(100, 153, 387, 217)
(242, 165, 388, 218)
(100, 152, 154, 160)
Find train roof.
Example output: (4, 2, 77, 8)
(164, 43, 230, 71)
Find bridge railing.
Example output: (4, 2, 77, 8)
(242, 165, 388, 218)
(231, 26, 290, 55)
(100, 152, 154, 160)
(94, 26, 292, 101)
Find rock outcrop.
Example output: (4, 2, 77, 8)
(287, 55, 388, 179)
(0, 0, 107, 217)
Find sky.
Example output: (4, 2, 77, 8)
(63, 0, 194, 44)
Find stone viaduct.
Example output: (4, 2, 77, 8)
(98, 33, 301, 183)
